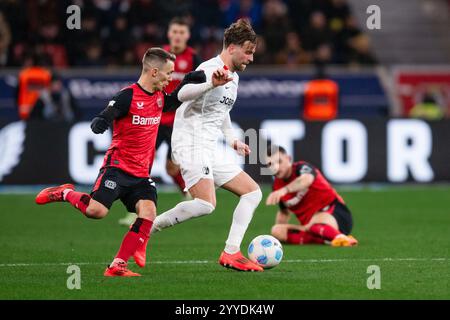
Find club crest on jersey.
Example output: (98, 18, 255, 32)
(104, 180, 117, 190)
(202, 166, 210, 175)
(157, 97, 163, 108)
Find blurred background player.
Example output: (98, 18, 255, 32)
(35, 48, 205, 277)
(118, 17, 201, 227)
(151, 19, 264, 272)
(265, 145, 357, 247)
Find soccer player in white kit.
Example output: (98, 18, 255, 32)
(151, 19, 264, 272)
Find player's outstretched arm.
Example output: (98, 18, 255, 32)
(177, 68, 232, 102)
(163, 70, 206, 111)
(266, 173, 315, 205)
(91, 88, 133, 134)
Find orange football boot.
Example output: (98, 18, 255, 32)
(35, 184, 75, 204)
(104, 261, 141, 277)
(219, 251, 264, 272)
(331, 234, 358, 247)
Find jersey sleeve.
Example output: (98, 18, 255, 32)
(99, 88, 133, 122)
(164, 70, 208, 110)
(295, 162, 317, 178)
(193, 53, 202, 69)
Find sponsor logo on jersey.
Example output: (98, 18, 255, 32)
(132, 115, 161, 125)
(202, 166, 210, 175)
(104, 180, 117, 190)
(137, 102, 144, 109)
(219, 96, 234, 107)
(108, 100, 116, 107)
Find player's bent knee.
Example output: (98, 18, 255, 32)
(271, 224, 287, 241)
(85, 206, 108, 219)
(192, 198, 215, 217)
(242, 188, 263, 205)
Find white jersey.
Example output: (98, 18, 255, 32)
(172, 55, 239, 161)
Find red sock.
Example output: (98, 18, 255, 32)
(115, 218, 153, 262)
(65, 190, 90, 214)
(287, 230, 325, 244)
(308, 224, 341, 241)
(171, 171, 186, 192)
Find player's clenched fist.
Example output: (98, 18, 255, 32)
(232, 140, 251, 156)
(212, 68, 233, 87)
(91, 116, 109, 134)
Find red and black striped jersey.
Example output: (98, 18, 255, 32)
(101, 83, 166, 178)
(161, 45, 199, 126)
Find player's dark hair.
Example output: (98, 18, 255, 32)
(142, 47, 176, 71)
(223, 18, 257, 48)
(266, 145, 287, 158)
(168, 17, 190, 28)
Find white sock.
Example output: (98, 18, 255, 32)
(111, 258, 125, 267)
(224, 189, 262, 254)
(151, 198, 215, 234)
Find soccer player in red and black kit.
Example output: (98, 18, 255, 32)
(118, 17, 201, 226)
(160, 17, 201, 191)
(35, 48, 205, 277)
(265, 146, 358, 247)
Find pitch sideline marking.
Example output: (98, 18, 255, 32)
(0, 258, 448, 268)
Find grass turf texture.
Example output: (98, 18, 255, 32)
(0, 186, 449, 300)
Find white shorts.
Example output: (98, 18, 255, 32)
(172, 146, 242, 190)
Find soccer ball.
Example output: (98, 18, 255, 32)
(248, 235, 283, 269)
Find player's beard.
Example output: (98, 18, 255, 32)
(235, 60, 247, 71)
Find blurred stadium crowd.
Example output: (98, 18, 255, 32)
(0, 0, 377, 68)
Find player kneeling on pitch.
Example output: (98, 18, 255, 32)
(265, 146, 358, 247)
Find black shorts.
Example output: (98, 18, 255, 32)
(156, 124, 173, 160)
(91, 167, 157, 213)
(330, 199, 353, 235)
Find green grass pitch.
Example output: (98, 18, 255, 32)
(0, 186, 449, 300)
